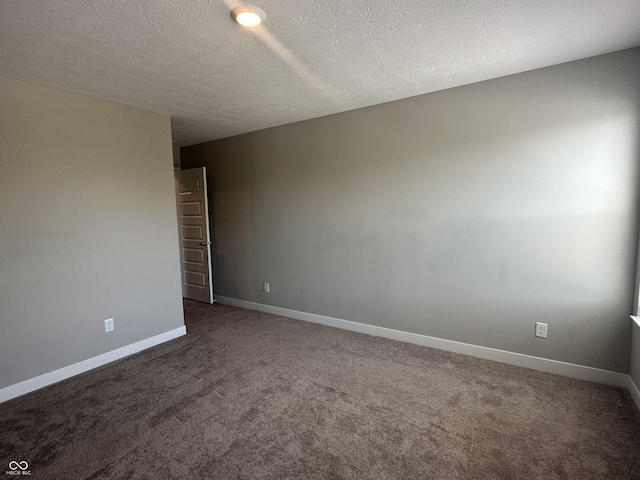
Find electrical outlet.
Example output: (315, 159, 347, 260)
(535, 322, 547, 338)
(104, 318, 114, 333)
(263, 282, 270, 293)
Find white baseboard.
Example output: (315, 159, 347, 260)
(216, 296, 629, 389)
(0, 326, 187, 404)
(629, 316, 640, 410)
(629, 376, 640, 411)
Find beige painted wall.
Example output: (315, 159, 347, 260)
(0, 76, 184, 389)
(183, 48, 640, 373)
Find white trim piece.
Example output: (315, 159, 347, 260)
(0, 326, 187, 404)
(630, 316, 640, 410)
(628, 376, 640, 412)
(216, 296, 629, 389)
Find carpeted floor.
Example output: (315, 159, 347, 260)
(2, 300, 640, 479)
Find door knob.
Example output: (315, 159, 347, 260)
(200, 241, 211, 246)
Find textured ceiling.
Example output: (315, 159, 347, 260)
(1, 0, 639, 147)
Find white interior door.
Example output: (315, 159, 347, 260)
(175, 167, 214, 303)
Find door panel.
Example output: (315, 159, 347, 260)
(175, 167, 214, 303)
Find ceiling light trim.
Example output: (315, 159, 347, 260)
(231, 5, 266, 27)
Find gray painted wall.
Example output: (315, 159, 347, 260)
(182, 49, 640, 373)
(0, 76, 185, 389)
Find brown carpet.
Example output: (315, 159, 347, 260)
(2, 300, 640, 479)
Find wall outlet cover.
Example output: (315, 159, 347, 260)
(104, 318, 114, 333)
(535, 322, 547, 338)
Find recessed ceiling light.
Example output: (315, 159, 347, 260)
(231, 5, 266, 27)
